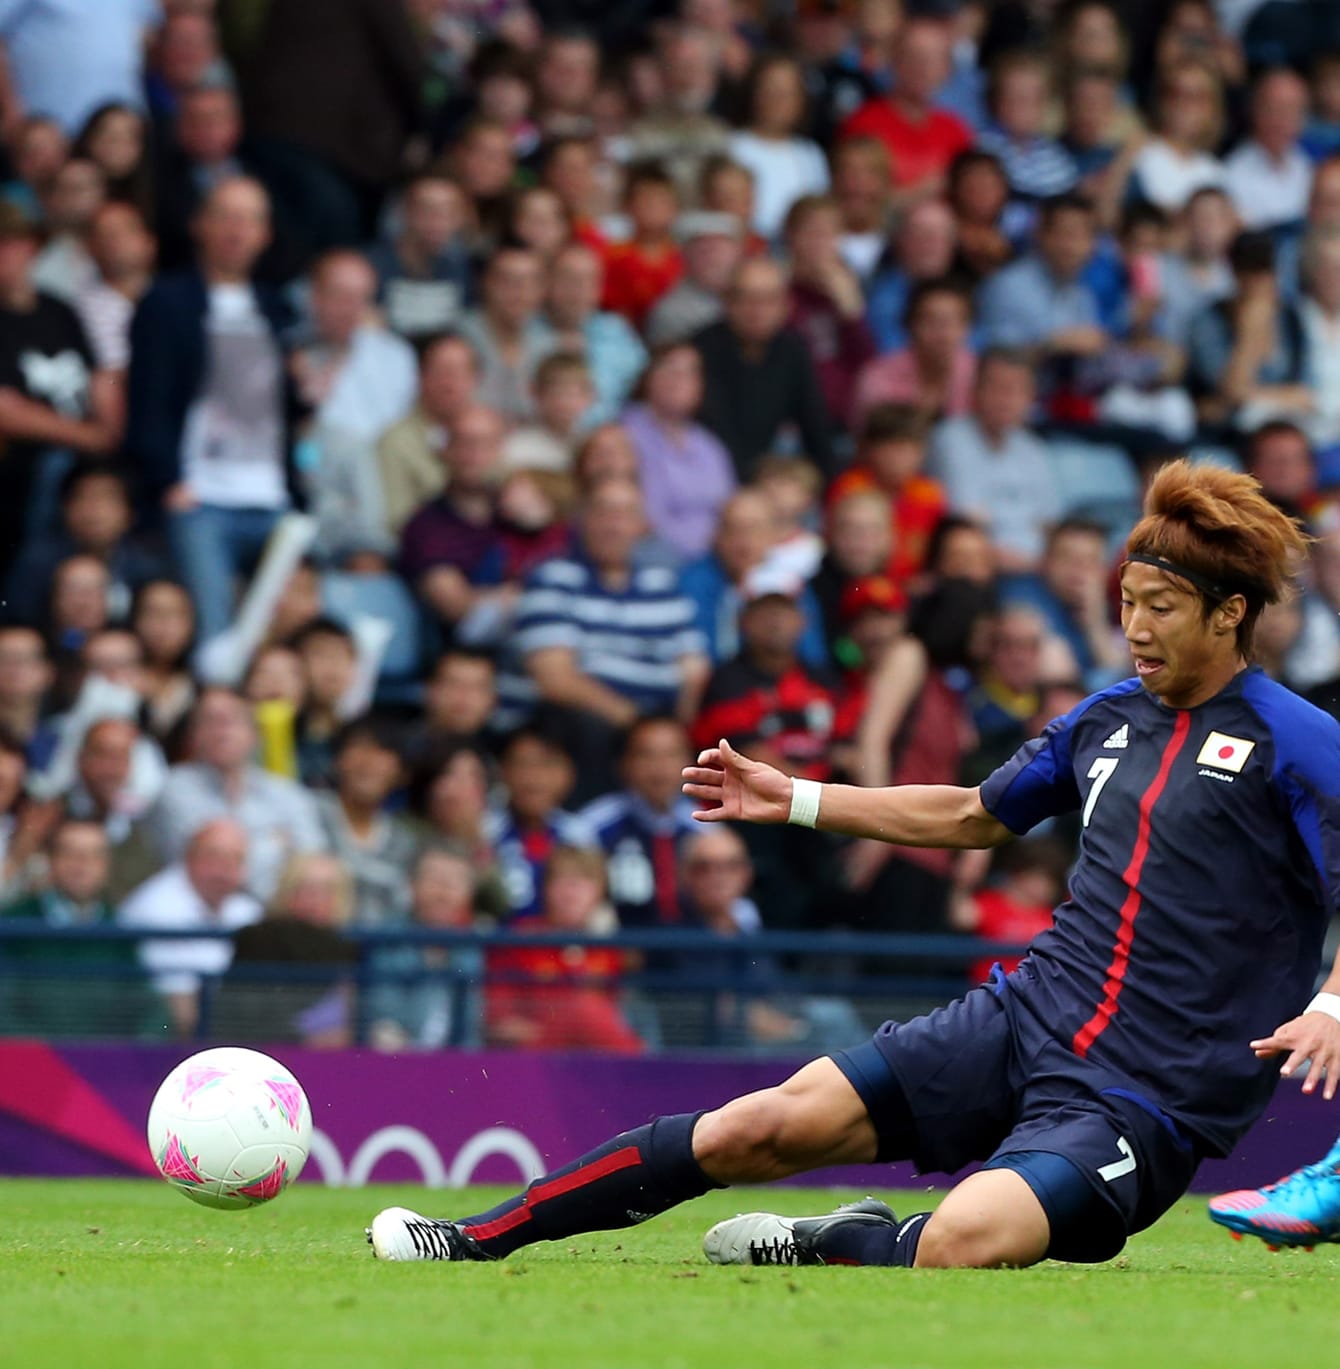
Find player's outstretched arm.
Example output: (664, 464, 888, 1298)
(682, 739, 1012, 850)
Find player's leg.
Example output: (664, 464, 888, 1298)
(913, 1169, 1051, 1267)
(367, 1056, 879, 1261)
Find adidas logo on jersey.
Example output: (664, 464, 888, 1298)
(1102, 724, 1129, 750)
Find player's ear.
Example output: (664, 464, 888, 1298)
(1216, 595, 1247, 633)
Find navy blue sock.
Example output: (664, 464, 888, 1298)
(816, 1211, 931, 1267)
(459, 1112, 721, 1259)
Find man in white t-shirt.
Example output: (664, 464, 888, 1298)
(1225, 67, 1314, 232)
(127, 176, 295, 642)
(118, 817, 261, 1036)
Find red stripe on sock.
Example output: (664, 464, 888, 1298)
(1073, 710, 1191, 1058)
(464, 1145, 644, 1244)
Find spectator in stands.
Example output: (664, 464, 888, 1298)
(484, 725, 593, 922)
(291, 249, 418, 557)
(224, 850, 359, 1048)
(398, 404, 512, 637)
(365, 843, 486, 1051)
(410, 741, 506, 911)
(581, 715, 697, 929)
(0, 203, 121, 581)
(627, 26, 732, 201)
(5, 464, 161, 628)
(1297, 227, 1340, 448)
(645, 210, 741, 346)
(376, 333, 481, 537)
(131, 579, 197, 744)
(783, 194, 875, 432)
(0, 0, 160, 136)
(0, 817, 146, 1038)
(698, 155, 766, 255)
(485, 843, 643, 1053)
(74, 202, 156, 375)
(506, 186, 570, 268)
(139, 687, 325, 901)
(1290, 513, 1340, 699)
(71, 102, 153, 220)
(965, 605, 1049, 777)
(60, 716, 159, 845)
(847, 577, 997, 932)
(1129, 60, 1227, 214)
(728, 52, 830, 241)
(827, 404, 948, 584)
(953, 838, 1064, 986)
(502, 352, 595, 474)
(811, 489, 895, 661)
(145, 10, 230, 122)
(451, 117, 519, 248)
(502, 478, 708, 792)
(315, 718, 416, 928)
(864, 196, 959, 352)
(852, 277, 976, 426)
(118, 816, 261, 1036)
(1225, 67, 1312, 233)
(32, 156, 106, 303)
(540, 135, 610, 250)
(692, 581, 837, 781)
(1059, 68, 1138, 229)
(977, 192, 1106, 388)
(623, 342, 736, 561)
(405, 649, 498, 757)
(829, 575, 908, 763)
(830, 136, 894, 283)
(693, 257, 834, 480)
(2, 116, 69, 219)
(1304, 53, 1340, 163)
(1246, 419, 1319, 523)
(1003, 518, 1128, 690)
(976, 49, 1078, 205)
(238, 0, 423, 238)
(532, 29, 600, 138)
(0, 627, 52, 763)
(602, 162, 685, 331)
(1187, 230, 1309, 432)
(544, 242, 647, 426)
(840, 17, 973, 194)
(460, 245, 555, 419)
(930, 348, 1062, 573)
(668, 825, 863, 1052)
(1158, 185, 1236, 349)
(47, 554, 112, 664)
(289, 617, 358, 786)
(367, 174, 474, 341)
(126, 176, 294, 644)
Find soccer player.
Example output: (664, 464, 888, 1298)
(367, 460, 1340, 1269)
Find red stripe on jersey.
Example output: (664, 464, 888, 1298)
(463, 1146, 643, 1242)
(1073, 709, 1192, 1059)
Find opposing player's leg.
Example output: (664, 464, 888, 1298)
(1208, 1135, 1340, 1250)
(367, 1056, 879, 1261)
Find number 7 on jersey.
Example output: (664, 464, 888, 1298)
(1083, 757, 1120, 828)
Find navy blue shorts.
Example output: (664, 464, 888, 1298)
(832, 963, 1202, 1263)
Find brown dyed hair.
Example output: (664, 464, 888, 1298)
(1123, 458, 1310, 656)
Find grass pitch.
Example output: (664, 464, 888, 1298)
(3, 1179, 1338, 1369)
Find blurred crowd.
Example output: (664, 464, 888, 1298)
(3, 0, 1340, 1052)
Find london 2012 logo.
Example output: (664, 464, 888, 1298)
(302, 1124, 546, 1188)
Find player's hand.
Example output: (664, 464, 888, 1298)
(681, 738, 793, 825)
(1251, 1012, 1340, 1099)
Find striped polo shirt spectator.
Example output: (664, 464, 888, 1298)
(496, 554, 707, 727)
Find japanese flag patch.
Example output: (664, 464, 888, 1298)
(1196, 731, 1256, 773)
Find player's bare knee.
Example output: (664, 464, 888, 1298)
(916, 1210, 1027, 1269)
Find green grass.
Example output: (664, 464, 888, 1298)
(2, 1180, 1339, 1369)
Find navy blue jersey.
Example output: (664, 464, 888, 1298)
(980, 667, 1340, 1156)
(579, 791, 699, 927)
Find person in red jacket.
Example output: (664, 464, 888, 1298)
(953, 837, 1068, 987)
(602, 163, 683, 330)
(485, 844, 644, 1053)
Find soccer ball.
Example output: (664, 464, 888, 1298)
(146, 1047, 312, 1210)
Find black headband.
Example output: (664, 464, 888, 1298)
(1124, 552, 1240, 601)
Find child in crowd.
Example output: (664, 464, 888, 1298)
(752, 455, 825, 582)
(501, 352, 596, 474)
(602, 162, 683, 329)
(954, 837, 1069, 986)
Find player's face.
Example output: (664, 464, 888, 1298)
(1120, 562, 1234, 708)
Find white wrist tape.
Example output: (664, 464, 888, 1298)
(788, 778, 822, 829)
(1307, 992, 1340, 1025)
